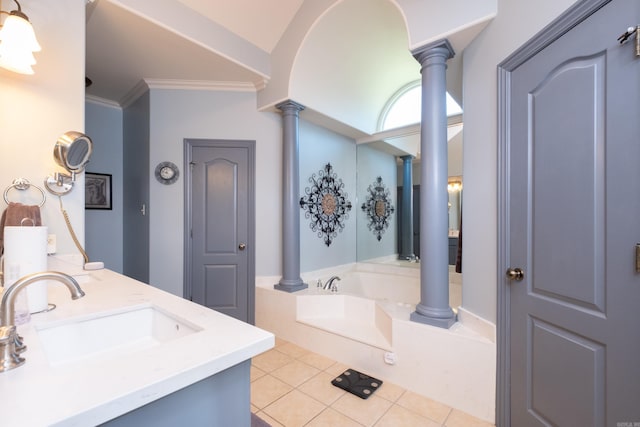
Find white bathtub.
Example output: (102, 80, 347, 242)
(296, 270, 421, 351)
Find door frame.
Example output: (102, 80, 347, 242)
(183, 138, 256, 323)
(496, 0, 611, 424)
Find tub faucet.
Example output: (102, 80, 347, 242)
(0, 271, 85, 372)
(323, 276, 341, 292)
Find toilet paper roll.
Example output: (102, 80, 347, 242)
(3, 226, 48, 313)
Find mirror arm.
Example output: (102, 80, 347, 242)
(45, 172, 75, 196)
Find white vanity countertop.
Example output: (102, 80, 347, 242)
(0, 261, 274, 427)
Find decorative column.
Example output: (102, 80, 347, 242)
(410, 40, 456, 328)
(399, 155, 415, 260)
(274, 100, 308, 292)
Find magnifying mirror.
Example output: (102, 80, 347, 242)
(54, 131, 92, 173)
(45, 131, 93, 196)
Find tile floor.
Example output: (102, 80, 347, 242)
(251, 338, 495, 427)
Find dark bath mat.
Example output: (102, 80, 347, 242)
(331, 368, 383, 399)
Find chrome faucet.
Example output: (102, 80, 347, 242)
(323, 276, 341, 292)
(0, 271, 85, 372)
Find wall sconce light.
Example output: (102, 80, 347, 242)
(0, 0, 41, 74)
(447, 180, 463, 193)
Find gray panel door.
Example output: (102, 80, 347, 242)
(186, 140, 255, 323)
(507, 1, 640, 425)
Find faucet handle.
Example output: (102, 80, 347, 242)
(14, 333, 26, 354)
(0, 325, 25, 372)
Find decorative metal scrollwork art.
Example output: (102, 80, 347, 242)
(361, 176, 395, 241)
(300, 163, 353, 246)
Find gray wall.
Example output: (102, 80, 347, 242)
(123, 92, 150, 283)
(88, 89, 282, 297)
(85, 101, 124, 273)
(148, 89, 282, 297)
(299, 119, 357, 272)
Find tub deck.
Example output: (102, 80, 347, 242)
(255, 264, 495, 422)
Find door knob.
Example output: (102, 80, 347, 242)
(239, 243, 246, 251)
(506, 267, 524, 281)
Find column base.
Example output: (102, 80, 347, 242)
(398, 254, 419, 262)
(410, 307, 457, 329)
(274, 279, 308, 293)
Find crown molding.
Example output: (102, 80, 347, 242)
(119, 80, 150, 109)
(85, 94, 122, 109)
(117, 78, 270, 109)
(144, 79, 260, 92)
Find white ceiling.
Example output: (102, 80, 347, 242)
(85, 0, 304, 103)
(173, 0, 304, 53)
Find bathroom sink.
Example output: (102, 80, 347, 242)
(35, 305, 201, 366)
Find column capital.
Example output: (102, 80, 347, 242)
(412, 39, 455, 66)
(400, 155, 415, 162)
(276, 99, 306, 114)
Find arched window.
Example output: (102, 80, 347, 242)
(379, 81, 462, 131)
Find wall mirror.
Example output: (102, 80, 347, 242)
(355, 120, 463, 266)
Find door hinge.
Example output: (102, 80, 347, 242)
(618, 25, 640, 57)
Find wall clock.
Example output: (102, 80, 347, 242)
(155, 161, 179, 185)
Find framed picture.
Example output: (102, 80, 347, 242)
(85, 173, 112, 210)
